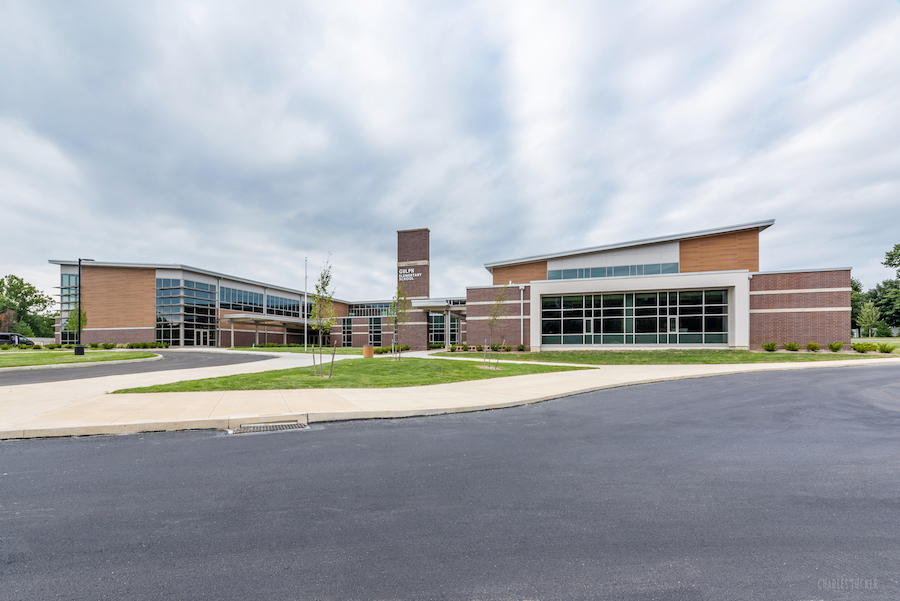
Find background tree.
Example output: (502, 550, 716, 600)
(850, 277, 864, 330)
(310, 257, 336, 376)
(0, 275, 55, 337)
(883, 243, 900, 276)
(387, 282, 410, 359)
(866, 279, 900, 329)
(857, 301, 880, 338)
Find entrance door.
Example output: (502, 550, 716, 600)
(195, 331, 210, 346)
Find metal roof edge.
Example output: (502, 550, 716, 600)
(47, 259, 353, 304)
(751, 267, 853, 275)
(483, 219, 776, 271)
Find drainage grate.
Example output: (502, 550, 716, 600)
(229, 422, 308, 435)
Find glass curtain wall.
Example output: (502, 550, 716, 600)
(156, 278, 182, 346)
(428, 313, 459, 346)
(60, 274, 79, 344)
(541, 289, 728, 345)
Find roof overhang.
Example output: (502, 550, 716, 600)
(484, 219, 776, 273)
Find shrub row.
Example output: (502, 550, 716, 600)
(761, 341, 897, 354)
(0, 342, 168, 351)
(373, 345, 410, 354)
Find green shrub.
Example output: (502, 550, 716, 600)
(101, 343, 116, 349)
(89, 343, 99, 349)
(489, 343, 500, 351)
(476, 344, 483, 351)
(402, 344, 409, 351)
(17, 344, 28, 350)
(46, 343, 61, 349)
(876, 343, 897, 354)
(875, 321, 893, 338)
(64, 344, 74, 349)
(782, 341, 801, 352)
(502, 344, 511, 352)
(0, 344, 10, 351)
(373, 346, 389, 354)
(761, 342, 778, 352)
(462, 344, 469, 351)
(827, 341, 844, 352)
(806, 342, 820, 352)
(517, 344, 526, 352)
(852, 342, 877, 353)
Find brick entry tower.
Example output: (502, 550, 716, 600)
(397, 228, 430, 299)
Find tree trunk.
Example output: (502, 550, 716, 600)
(329, 341, 337, 377)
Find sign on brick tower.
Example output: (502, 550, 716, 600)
(397, 228, 430, 299)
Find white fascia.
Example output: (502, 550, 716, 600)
(529, 271, 752, 350)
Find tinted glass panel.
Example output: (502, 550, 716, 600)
(562, 269, 577, 279)
(603, 294, 624, 307)
(542, 296, 561, 310)
(705, 290, 727, 304)
(542, 320, 561, 335)
(591, 267, 607, 278)
(680, 316, 703, 332)
(635, 317, 658, 333)
(547, 270, 562, 280)
(613, 266, 630, 277)
(603, 318, 624, 333)
(563, 319, 583, 334)
(661, 263, 678, 274)
(634, 292, 657, 307)
(679, 291, 703, 305)
(644, 264, 661, 275)
(562, 296, 583, 309)
(705, 316, 726, 332)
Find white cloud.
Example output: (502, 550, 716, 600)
(0, 0, 898, 302)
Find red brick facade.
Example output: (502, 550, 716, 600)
(466, 285, 531, 348)
(749, 270, 851, 348)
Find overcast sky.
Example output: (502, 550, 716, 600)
(2, 0, 899, 303)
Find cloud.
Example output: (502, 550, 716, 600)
(0, 0, 898, 302)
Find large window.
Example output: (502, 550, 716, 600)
(541, 289, 728, 345)
(548, 263, 678, 280)
(60, 274, 79, 344)
(155, 278, 182, 346)
(221, 286, 263, 313)
(266, 294, 302, 318)
(368, 317, 382, 347)
(350, 303, 391, 317)
(428, 313, 459, 346)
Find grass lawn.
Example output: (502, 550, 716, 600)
(434, 348, 898, 365)
(231, 346, 364, 355)
(114, 357, 587, 393)
(0, 351, 158, 368)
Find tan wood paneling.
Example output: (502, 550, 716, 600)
(679, 230, 759, 273)
(82, 267, 156, 328)
(492, 261, 547, 285)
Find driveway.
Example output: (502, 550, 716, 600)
(2, 365, 898, 600)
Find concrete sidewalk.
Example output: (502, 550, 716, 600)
(1, 352, 899, 439)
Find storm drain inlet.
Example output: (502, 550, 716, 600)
(229, 421, 308, 435)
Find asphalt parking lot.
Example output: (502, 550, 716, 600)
(2, 364, 898, 600)
(0, 350, 270, 386)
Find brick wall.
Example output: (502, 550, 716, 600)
(466, 285, 530, 347)
(81, 328, 155, 344)
(398, 229, 430, 299)
(679, 230, 759, 273)
(749, 270, 851, 348)
(491, 261, 548, 286)
(82, 266, 156, 328)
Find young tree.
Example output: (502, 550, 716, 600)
(484, 284, 508, 366)
(310, 257, 336, 377)
(857, 301, 880, 338)
(64, 306, 88, 337)
(386, 282, 411, 359)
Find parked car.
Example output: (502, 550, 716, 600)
(0, 333, 35, 346)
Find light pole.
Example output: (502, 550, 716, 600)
(75, 258, 94, 355)
(304, 257, 308, 351)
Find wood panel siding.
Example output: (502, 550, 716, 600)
(679, 230, 759, 273)
(82, 266, 156, 328)
(492, 261, 548, 285)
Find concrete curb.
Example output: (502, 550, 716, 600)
(2, 356, 898, 441)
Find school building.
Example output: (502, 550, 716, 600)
(50, 220, 851, 351)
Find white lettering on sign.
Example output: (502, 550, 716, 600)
(398, 268, 423, 282)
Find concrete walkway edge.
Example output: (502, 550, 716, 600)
(2, 356, 898, 440)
